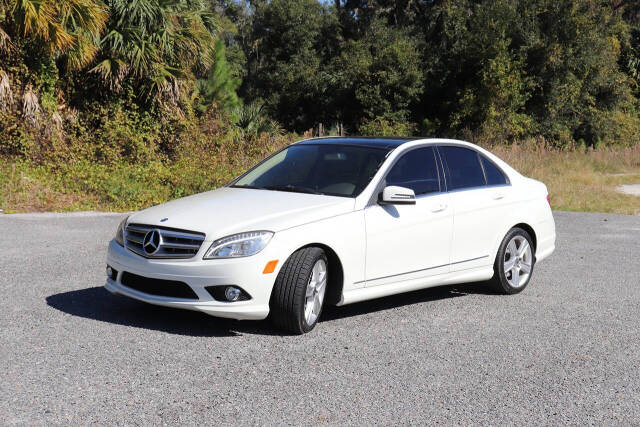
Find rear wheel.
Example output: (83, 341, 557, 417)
(270, 247, 328, 334)
(490, 228, 535, 294)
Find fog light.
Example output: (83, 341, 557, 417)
(224, 286, 241, 302)
(106, 265, 118, 281)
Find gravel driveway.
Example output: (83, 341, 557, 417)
(1, 210, 639, 425)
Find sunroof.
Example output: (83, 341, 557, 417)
(296, 137, 419, 149)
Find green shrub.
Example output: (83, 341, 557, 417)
(358, 117, 416, 137)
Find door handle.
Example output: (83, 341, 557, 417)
(431, 203, 447, 213)
(492, 192, 505, 200)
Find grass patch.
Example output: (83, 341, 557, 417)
(0, 162, 95, 212)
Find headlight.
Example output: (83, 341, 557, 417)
(203, 231, 273, 259)
(115, 216, 129, 246)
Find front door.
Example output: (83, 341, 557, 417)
(364, 147, 453, 286)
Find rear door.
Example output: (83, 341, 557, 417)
(364, 146, 453, 286)
(437, 145, 512, 271)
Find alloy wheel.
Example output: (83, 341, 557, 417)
(304, 259, 327, 326)
(503, 235, 533, 288)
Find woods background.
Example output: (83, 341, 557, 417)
(1, 0, 639, 213)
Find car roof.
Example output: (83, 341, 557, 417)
(295, 137, 421, 149)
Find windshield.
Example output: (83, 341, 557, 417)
(231, 144, 390, 197)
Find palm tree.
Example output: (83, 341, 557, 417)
(0, 0, 108, 69)
(232, 103, 283, 137)
(90, 0, 218, 105)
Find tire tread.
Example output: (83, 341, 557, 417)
(489, 227, 535, 294)
(270, 247, 325, 334)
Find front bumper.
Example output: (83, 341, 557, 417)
(105, 239, 275, 320)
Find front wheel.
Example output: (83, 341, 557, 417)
(490, 228, 535, 294)
(270, 247, 328, 334)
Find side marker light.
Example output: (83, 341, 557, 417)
(263, 260, 278, 274)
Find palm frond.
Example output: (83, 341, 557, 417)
(22, 85, 40, 124)
(7, 0, 108, 68)
(0, 25, 12, 53)
(58, 0, 108, 39)
(19, 0, 58, 42)
(92, 0, 219, 105)
(89, 58, 129, 90)
(65, 31, 98, 69)
(0, 70, 14, 111)
(232, 103, 283, 137)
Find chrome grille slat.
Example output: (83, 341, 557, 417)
(159, 230, 206, 240)
(124, 223, 205, 259)
(126, 234, 144, 244)
(161, 242, 202, 250)
(126, 225, 153, 233)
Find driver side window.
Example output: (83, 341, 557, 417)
(385, 147, 441, 196)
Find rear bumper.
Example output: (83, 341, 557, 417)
(535, 214, 556, 264)
(535, 243, 555, 264)
(105, 239, 275, 320)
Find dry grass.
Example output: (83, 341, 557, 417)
(1, 141, 639, 215)
(486, 142, 640, 215)
(0, 133, 296, 213)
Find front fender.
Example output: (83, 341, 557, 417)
(266, 210, 366, 297)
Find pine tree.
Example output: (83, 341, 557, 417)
(196, 40, 241, 113)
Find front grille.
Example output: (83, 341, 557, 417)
(120, 272, 199, 300)
(125, 223, 205, 259)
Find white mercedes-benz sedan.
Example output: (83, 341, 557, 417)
(105, 137, 555, 334)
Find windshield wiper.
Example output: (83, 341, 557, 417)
(230, 184, 265, 190)
(262, 185, 322, 195)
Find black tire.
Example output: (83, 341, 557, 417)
(489, 227, 535, 294)
(270, 247, 327, 334)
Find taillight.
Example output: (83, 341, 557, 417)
(546, 194, 551, 206)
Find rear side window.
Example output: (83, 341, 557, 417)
(480, 155, 508, 186)
(439, 146, 486, 190)
(385, 147, 440, 195)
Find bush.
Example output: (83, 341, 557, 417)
(358, 117, 416, 137)
(0, 92, 294, 212)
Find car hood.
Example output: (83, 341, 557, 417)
(128, 187, 355, 240)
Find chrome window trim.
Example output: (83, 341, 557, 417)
(443, 183, 512, 195)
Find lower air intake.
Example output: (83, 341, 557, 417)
(120, 272, 199, 300)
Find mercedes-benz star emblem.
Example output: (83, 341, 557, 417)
(143, 230, 162, 255)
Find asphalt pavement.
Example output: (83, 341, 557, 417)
(1, 210, 639, 425)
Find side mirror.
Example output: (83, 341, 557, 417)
(379, 186, 416, 205)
